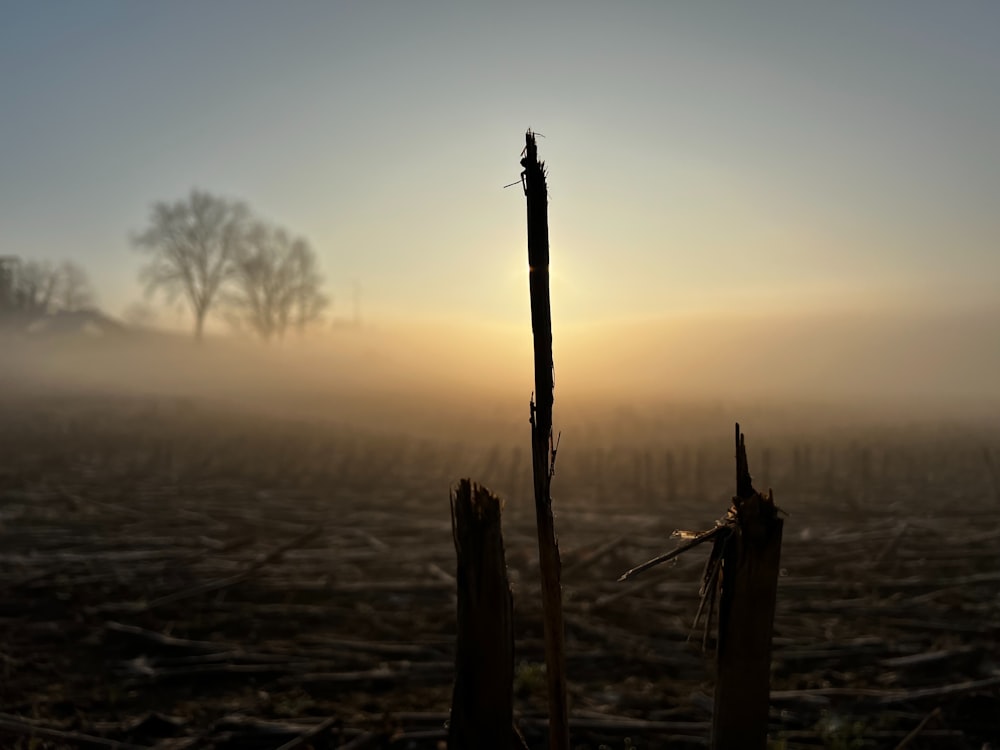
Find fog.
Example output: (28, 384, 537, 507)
(3, 305, 998, 445)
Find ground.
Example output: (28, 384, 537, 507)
(0, 394, 997, 749)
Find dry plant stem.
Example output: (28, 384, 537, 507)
(274, 716, 340, 750)
(448, 479, 522, 750)
(618, 525, 727, 582)
(523, 129, 570, 750)
(335, 732, 384, 750)
(711, 425, 784, 750)
(771, 673, 1000, 704)
(141, 525, 323, 610)
(0, 714, 151, 750)
(893, 707, 941, 750)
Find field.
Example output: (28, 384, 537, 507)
(0, 393, 998, 749)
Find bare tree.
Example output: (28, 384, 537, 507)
(132, 190, 250, 341)
(225, 222, 328, 341)
(55, 260, 95, 312)
(0, 257, 16, 313)
(287, 238, 329, 335)
(15, 260, 60, 315)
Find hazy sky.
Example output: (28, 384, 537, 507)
(3, 1, 999, 328)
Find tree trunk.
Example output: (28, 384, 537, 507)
(194, 308, 206, 342)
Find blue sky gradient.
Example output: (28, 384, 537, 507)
(2, 1, 999, 327)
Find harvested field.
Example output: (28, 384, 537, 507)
(0, 395, 998, 749)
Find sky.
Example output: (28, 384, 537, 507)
(2, 1, 999, 331)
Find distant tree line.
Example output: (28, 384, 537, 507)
(0, 258, 95, 317)
(132, 189, 329, 342)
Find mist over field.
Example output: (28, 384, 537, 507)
(3, 303, 998, 441)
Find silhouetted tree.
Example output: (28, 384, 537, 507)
(15, 260, 60, 315)
(132, 190, 250, 341)
(55, 260, 95, 311)
(225, 222, 328, 341)
(287, 237, 329, 335)
(0, 257, 15, 312)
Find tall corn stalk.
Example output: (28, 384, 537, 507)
(521, 129, 569, 750)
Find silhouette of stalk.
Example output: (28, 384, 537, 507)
(711, 425, 784, 750)
(521, 129, 569, 750)
(448, 479, 525, 750)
